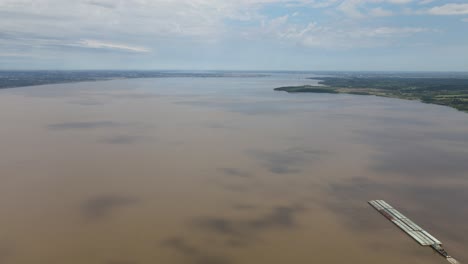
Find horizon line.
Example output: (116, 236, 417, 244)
(1, 69, 468, 73)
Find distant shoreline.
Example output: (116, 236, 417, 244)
(0, 71, 269, 89)
(275, 76, 468, 113)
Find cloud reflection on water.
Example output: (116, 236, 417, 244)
(82, 195, 139, 219)
(48, 121, 122, 130)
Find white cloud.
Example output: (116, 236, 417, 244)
(427, 3, 468, 15)
(370, 7, 394, 16)
(363, 27, 429, 36)
(86, 0, 117, 9)
(336, 0, 412, 18)
(74, 40, 150, 53)
(249, 14, 431, 49)
(337, 0, 365, 18)
(284, 0, 339, 8)
(0, 0, 451, 58)
(0, 0, 421, 46)
(386, 0, 412, 4)
(418, 0, 434, 5)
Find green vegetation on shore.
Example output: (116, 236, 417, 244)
(274, 77, 468, 112)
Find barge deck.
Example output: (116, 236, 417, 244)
(369, 200, 460, 264)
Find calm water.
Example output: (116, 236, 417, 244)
(0, 74, 467, 264)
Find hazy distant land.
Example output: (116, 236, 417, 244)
(275, 75, 468, 113)
(0, 71, 268, 89)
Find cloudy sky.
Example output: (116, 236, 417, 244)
(1, 0, 467, 71)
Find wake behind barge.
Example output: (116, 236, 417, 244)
(369, 200, 460, 264)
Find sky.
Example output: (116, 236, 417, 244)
(0, 0, 467, 71)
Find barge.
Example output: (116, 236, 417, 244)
(369, 200, 460, 264)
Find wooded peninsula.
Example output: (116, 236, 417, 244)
(274, 76, 468, 113)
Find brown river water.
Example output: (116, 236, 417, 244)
(0, 74, 467, 264)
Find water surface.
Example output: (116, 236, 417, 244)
(0, 74, 467, 264)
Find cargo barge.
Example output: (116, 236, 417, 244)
(369, 200, 460, 264)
